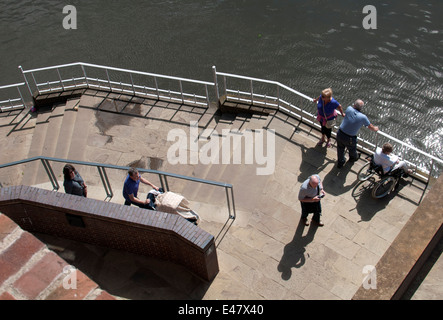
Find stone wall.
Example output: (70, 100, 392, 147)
(353, 175, 443, 299)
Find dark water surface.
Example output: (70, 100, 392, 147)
(1, 0, 442, 168)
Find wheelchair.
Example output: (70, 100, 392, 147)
(357, 155, 409, 199)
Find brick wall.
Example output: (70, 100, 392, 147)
(0, 186, 219, 282)
(0, 213, 116, 300)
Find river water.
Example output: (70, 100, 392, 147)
(1, 0, 442, 171)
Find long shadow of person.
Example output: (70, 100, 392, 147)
(277, 219, 318, 281)
(297, 145, 332, 184)
(323, 161, 357, 196)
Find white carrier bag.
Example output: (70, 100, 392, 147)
(155, 191, 200, 224)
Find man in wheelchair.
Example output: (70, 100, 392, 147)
(373, 142, 413, 177)
(357, 143, 414, 198)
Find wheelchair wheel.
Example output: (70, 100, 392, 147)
(352, 179, 374, 198)
(372, 176, 396, 199)
(357, 162, 374, 181)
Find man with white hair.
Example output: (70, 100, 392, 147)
(298, 174, 326, 226)
(336, 99, 379, 168)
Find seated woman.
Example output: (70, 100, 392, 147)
(373, 143, 412, 176)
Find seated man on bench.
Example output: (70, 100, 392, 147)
(123, 167, 160, 210)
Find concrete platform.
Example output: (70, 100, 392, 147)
(0, 89, 441, 300)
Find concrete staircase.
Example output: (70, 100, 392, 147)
(10, 89, 293, 241)
(11, 91, 256, 230)
(21, 98, 83, 187)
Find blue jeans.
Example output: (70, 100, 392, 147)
(124, 188, 164, 210)
(336, 129, 358, 166)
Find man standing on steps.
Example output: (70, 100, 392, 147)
(123, 167, 160, 210)
(336, 99, 379, 168)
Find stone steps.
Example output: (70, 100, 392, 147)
(22, 109, 52, 186)
(33, 103, 67, 185)
(0, 109, 37, 187)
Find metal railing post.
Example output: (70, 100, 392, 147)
(31, 72, 40, 95)
(163, 175, 170, 191)
(97, 166, 113, 201)
(158, 173, 167, 191)
(56, 68, 64, 90)
(130, 73, 136, 95)
(250, 80, 254, 104)
(18, 66, 33, 98)
(154, 77, 159, 99)
(40, 159, 59, 191)
(16, 86, 26, 110)
(179, 80, 184, 104)
(229, 186, 236, 220)
(80, 64, 89, 88)
(106, 69, 112, 91)
(212, 66, 219, 102)
(205, 84, 210, 108)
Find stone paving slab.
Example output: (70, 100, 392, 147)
(0, 94, 440, 300)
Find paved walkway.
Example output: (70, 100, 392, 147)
(0, 90, 440, 300)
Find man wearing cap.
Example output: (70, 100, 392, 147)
(336, 99, 379, 168)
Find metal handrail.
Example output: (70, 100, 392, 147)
(2, 63, 441, 200)
(19, 62, 215, 108)
(0, 156, 236, 220)
(0, 82, 27, 113)
(22, 62, 214, 86)
(215, 70, 443, 180)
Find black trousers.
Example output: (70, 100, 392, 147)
(320, 124, 333, 139)
(300, 201, 322, 222)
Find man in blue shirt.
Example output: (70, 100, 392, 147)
(123, 168, 160, 209)
(336, 99, 379, 168)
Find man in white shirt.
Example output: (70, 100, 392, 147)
(373, 143, 412, 175)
